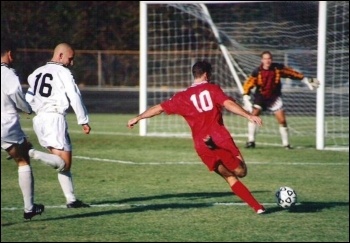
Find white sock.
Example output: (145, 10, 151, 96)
(279, 126, 289, 146)
(248, 121, 256, 142)
(58, 171, 76, 203)
(18, 165, 34, 212)
(29, 149, 65, 171)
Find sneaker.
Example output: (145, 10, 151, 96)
(256, 206, 266, 214)
(284, 145, 293, 150)
(66, 199, 90, 208)
(24, 204, 45, 220)
(245, 141, 255, 148)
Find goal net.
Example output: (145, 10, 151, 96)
(140, 1, 349, 150)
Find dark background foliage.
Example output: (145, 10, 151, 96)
(1, 1, 140, 50)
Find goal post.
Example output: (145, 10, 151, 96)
(139, 1, 349, 150)
(316, 1, 327, 150)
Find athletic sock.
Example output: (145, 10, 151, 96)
(279, 126, 289, 146)
(247, 121, 256, 142)
(58, 171, 76, 203)
(29, 149, 65, 171)
(18, 165, 34, 212)
(231, 180, 263, 211)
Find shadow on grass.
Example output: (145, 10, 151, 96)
(36, 201, 349, 221)
(31, 190, 268, 221)
(92, 191, 268, 204)
(37, 202, 217, 221)
(289, 202, 349, 213)
(264, 201, 349, 214)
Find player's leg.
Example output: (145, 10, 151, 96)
(246, 95, 264, 148)
(31, 114, 66, 170)
(213, 141, 265, 214)
(4, 139, 44, 219)
(214, 162, 265, 214)
(245, 107, 261, 148)
(270, 97, 292, 149)
(28, 147, 65, 171)
(6, 141, 33, 213)
(274, 109, 290, 147)
(33, 113, 89, 208)
(198, 139, 264, 213)
(49, 148, 78, 206)
(50, 148, 89, 208)
(47, 128, 89, 208)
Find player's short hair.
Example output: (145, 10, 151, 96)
(260, 51, 273, 59)
(192, 60, 212, 79)
(1, 38, 17, 56)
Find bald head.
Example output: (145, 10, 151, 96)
(51, 43, 75, 67)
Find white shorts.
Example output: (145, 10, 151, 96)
(1, 113, 26, 150)
(1, 138, 25, 150)
(33, 113, 72, 151)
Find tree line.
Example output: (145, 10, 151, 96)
(1, 1, 140, 50)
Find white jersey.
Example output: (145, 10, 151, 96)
(1, 63, 32, 144)
(26, 62, 89, 125)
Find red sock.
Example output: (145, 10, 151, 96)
(231, 180, 263, 211)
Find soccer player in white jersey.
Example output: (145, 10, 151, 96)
(1, 39, 68, 220)
(26, 43, 91, 208)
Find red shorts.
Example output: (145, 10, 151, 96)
(196, 138, 242, 171)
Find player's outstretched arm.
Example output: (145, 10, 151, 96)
(223, 99, 262, 126)
(127, 104, 164, 129)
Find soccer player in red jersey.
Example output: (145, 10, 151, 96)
(127, 60, 266, 214)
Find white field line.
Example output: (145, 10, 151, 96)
(22, 127, 349, 152)
(1, 150, 347, 165)
(74, 155, 348, 166)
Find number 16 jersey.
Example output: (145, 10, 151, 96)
(26, 62, 88, 125)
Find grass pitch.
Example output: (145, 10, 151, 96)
(1, 113, 349, 242)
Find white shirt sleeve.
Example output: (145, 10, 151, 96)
(2, 68, 32, 114)
(61, 71, 89, 125)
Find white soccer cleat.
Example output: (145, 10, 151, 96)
(256, 207, 266, 214)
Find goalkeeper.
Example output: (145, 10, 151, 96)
(242, 51, 319, 149)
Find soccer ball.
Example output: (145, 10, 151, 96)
(275, 186, 297, 208)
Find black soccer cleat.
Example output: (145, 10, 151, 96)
(66, 199, 90, 208)
(24, 203, 45, 220)
(245, 141, 255, 148)
(284, 145, 293, 150)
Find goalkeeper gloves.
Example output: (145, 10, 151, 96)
(302, 77, 320, 90)
(243, 94, 253, 113)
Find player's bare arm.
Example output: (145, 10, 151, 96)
(127, 104, 164, 128)
(223, 99, 262, 126)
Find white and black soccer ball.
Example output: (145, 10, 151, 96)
(276, 186, 297, 208)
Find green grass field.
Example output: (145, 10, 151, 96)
(1, 114, 349, 242)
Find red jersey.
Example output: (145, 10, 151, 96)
(160, 81, 233, 149)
